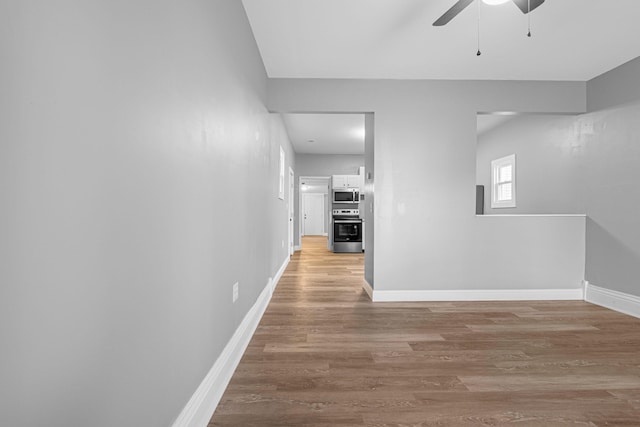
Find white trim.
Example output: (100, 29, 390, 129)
(272, 257, 289, 292)
(477, 214, 587, 217)
(278, 146, 285, 200)
(298, 176, 330, 252)
(585, 281, 640, 319)
(362, 280, 374, 301)
(491, 154, 516, 209)
(288, 167, 295, 256)
(371, 288, 584, 302)
(172, 256, 289, 427)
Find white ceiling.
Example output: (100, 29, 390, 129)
(242, 0, 640, 81)
(282, 113, 365, 155)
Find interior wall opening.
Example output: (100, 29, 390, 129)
(475, 112, 584, 216)
(277, 111, 374, 288)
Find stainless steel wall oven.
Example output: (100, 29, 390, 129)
(332, 209, 362, 253)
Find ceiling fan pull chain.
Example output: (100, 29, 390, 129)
(527, 0, 532, 37)
(477, 0, 481, 56)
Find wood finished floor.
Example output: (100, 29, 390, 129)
(210, 236, 640, 426)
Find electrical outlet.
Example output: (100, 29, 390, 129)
(233, 282, 239, 303)
(281, 240, 284, 248)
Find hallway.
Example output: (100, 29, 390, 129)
(210, 237, 640, 426)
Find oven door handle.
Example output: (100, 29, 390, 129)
(334, 219, 362, 223)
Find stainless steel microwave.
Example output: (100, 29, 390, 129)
(333, 189, 359, 204)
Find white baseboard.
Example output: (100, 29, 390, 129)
(172, 256, 289, 427)
(362, 280, 374, 300)
(371, 288, 584, 302)
(294, 245, 301, 251)
(585, 281, 640, 319)
(272, 256, 289, 292)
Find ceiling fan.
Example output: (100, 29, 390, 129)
(433, 0, 545, 26)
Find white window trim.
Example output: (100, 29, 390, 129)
(491, 154, 516, 209)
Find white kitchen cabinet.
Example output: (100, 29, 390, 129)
(332, 175, 348, 189)
(332, 174, 360, 189)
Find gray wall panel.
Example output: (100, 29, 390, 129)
(364, 113, 375, 288)
(0, 1, 293, 426)
(582, 102, 640, 296)
(475, 103, 640, 298)
(268, 78, 586, 291)
(588, 56, 640, 112)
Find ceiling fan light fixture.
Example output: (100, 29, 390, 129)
(482, 0, 510, 5)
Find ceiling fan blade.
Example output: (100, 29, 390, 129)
(511, 0, 545, 14)
(433, 0, 474, 26)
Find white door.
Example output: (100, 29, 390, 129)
(302, 193, 324, 236)
(288, 168, 295, 255)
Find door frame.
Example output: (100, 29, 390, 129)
(298, 176, 330, 248)
(288, 167, 295, 255)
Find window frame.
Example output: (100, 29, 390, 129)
(491, 154, 516, 209)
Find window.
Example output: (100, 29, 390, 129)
(491, 154, 516, 208)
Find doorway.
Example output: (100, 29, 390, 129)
(281, 112, 373, 289)
(299, 176, 330, 249)
(302, 193, 325, 236)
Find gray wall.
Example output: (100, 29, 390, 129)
(476, 114, 586, 215)
(580, 101, 640, 297)
(295, 153, 364, 176)
(475, 99, 640, 299)
(0, 1, 293, 426)
(363, 113, 375, 287)
(585, 55, 640, 298)
(268, 79, 586, 291)
(270, 114, 297, 269)
(587, 56, 640, 112)
(294, 154, 364, 247)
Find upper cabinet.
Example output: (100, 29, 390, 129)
(332, 174, 360, 189)
(347, 175, 360, 188)
(332, 175, 347, 189)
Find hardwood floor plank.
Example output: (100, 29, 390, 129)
(459, 374, 640, 392)
(607, 389, 640, 410)
(208, 235, 640, 426)
(371, 349, 531, 364)
(306, 332, 444, 343)
(366, 389, 634, 426)
(263, 342, 413, 353)
(466, 323, 600, 332)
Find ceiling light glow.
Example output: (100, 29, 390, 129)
(482, 0, 510, 5)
